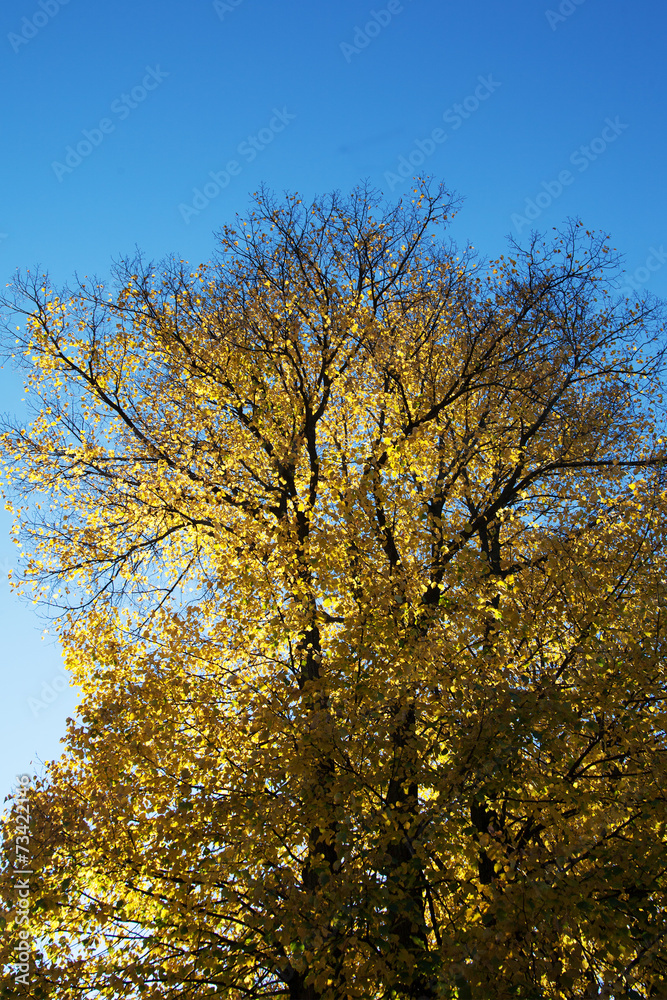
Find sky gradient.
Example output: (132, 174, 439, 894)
(1, 0, 666, 801)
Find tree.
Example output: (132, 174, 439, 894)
(1, 181, 667, 999)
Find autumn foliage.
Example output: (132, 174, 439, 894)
(1, 183, 667, 999)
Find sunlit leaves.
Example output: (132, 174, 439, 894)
(1, 183, 667, 999)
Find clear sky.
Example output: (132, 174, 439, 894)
(1, 0, 666, 802)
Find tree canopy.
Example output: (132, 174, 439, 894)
(2, 182, 667, 999)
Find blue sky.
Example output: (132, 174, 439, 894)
(1, 0, 666, 801)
